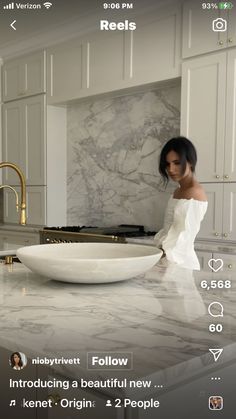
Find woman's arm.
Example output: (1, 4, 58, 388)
(162, 199, 207, 269)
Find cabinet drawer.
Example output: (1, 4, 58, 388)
(0, 231, 39, 250)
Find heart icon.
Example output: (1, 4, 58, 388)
(208, 258, 224, 273)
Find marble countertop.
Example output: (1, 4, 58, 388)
(1, 260, 236, 399)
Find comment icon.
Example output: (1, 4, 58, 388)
(208, 302, 224, 317)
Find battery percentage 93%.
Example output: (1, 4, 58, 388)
(202, 3, 219, 8)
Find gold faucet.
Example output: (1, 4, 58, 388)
(0, 162, 26, 225)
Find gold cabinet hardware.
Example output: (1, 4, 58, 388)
(215, 175, 220, 179)
(224, 174, 229, 179)
(223, 233, 228, 237)
(228, 264, 232, 269)
(228, 38, 233, 43)
(214, 232, 219, 236)
(218, 40, 224, 46)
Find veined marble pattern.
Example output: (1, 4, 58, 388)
(67, 85, 180, 229)
(1, 262, 236, 400)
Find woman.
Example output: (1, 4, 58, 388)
(154, 136, 208, 270)
(10, 352, 24, 370)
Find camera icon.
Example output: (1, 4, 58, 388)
(212, 18, 227, 32)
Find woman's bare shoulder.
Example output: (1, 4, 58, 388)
(174, 185, 207, 201)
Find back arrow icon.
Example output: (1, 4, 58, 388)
(10, 20, 16, 30)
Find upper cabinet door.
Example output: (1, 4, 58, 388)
(130, 5, 181, 84)
(198, 183, 223, 240)
(222, 183, 236, 241)
(2, 51, 46, 102)
(2, 100, 23, 185)
(228, 5, 236, 46)
(46, 4, 181, 103)
(182, 1, 234, 58)
(47, 39, 85, 104)
(181, 52, 226, 182)
(85, 31, 128, 94)
(2, 95, 46, 186)
(23, 95, 46, 185)
(224, 49, 236, 182)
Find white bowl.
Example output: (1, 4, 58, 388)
(16, 243, 162, 284)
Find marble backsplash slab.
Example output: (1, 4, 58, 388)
(67, 84, 180, 230)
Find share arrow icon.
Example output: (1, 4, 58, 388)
(209, 348, 223, 362)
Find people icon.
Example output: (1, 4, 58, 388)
(209, 396, 223, 410)
(9, 352, 27, 370)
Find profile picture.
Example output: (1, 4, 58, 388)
(9, 351, 27, 370)
(209, 396, 223, 410)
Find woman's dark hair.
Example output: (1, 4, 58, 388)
(10, 352, 23, 368)
(159, 136, 197, 183)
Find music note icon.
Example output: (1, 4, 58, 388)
(9, 400, 16, 407)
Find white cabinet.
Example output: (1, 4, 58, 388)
(182, 0, 236, 58)
(224, 49, 236, 181)
(130, 5, 181, 85)
(2, 95, 46, 186)
(2, 50, 46, 102)
(196, 249, 236, 273)
(223, 182, 236, 240)
(87, 5, 181, 93)
(198, 183, 236, 241)
(213, 252, 236, 272)
(1, 100, 66, 226)
(0, 229, 40, 250)
(86, 30, 129, 94)
(181, 49, 236, 182)
(47, 5, 181, 104)
(3, 186, 46, 225)
(47, 39, 85, 104)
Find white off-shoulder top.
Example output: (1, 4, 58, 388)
(154, 196, 208, 270)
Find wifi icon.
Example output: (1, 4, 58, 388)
(43, 2, 52, 9)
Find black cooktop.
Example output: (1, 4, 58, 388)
(43, 224, 156, 238)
